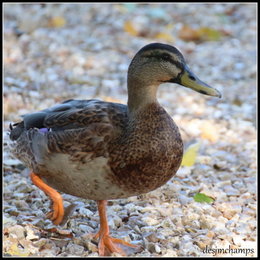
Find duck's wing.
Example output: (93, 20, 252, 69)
(10, 99, 128, 167)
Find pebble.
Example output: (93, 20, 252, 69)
(84, 240, 98, 253)
(14, 200, 30, 210)
(8, 224, 26, 239)
(78, 224, 94, 233)
(144, 232, 160, 243)
(142, 216, 160, 226)
(163, 248, 178, 256)
(78, 207, 93, 218)
(25, 226, 40, 241)
(223, 185, 241, 196)
(147, 242, 161, 253)
(232, 235, 245, 246)
(66, 242, 85, 256)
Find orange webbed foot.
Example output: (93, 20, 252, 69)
(45, 192, 64, 225)
(94, 230, 138, 256)
(94, 200, 140, 256)
(30, 172, 64, 225)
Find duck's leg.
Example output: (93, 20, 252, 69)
(94, 200, 137, 256)
(30, 172, 64, 225)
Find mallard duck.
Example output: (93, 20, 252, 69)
(9, 43, 221, 256)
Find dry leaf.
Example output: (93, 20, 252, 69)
(124, 21, 138, 36)
(179, 25, 201, 41)
(179, 25, 221, 42)
(6, 243, 30, 257)
(155, 32, 174, 42)
(48, 16, 66, 28)
(181, 142, 200, 167)
(197, 27, 221, 41)
(232, 97, 243, 106)
(43, 227, 73, 239)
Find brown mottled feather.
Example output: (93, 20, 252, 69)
(108, 103, 183, 194)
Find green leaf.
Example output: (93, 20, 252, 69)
(193, 193, 214, 203)
(198, 27, 222, 41)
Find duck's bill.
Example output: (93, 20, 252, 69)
(180, 66, 222, 98)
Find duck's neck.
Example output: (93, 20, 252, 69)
(127, 80, 159, 114)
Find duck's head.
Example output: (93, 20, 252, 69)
(127, 43, 221, 111)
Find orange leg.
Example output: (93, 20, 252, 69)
(30, 172, 64, 225)
(94, 200, 137, 256)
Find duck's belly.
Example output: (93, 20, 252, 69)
(39, 154, 133, 200)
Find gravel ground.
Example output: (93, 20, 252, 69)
(3, 3, 257, 257)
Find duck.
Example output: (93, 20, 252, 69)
(9, 43, 221, 256)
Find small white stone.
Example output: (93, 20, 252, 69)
(112, 214, 123, 228)
(78, 207, 93, 218)
(25, 226, 39, 241)
(233, 235, 244, 246)
(8, 225, 25, 239)
(142, 216, 159, 226)
(66, 242, 85, 256)
(155, 243, 161, 253)
(79, 224, 94, 233)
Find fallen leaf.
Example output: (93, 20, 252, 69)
(197, 27, 221, 41)
(124, 21, 138, 36)
(155, 32, 174, 42)
(6, 243, 30, 257)
(43, 227, 73, 239)
(179, 25, 222, 42)
(181, 142, 200, 167)
(193, 193, 215, 203)
(48, 16, 66, 28)
(179, 25, 201, 41)
(232, 97, 243, 106)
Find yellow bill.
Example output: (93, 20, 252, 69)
(180, 65, 221, 98)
